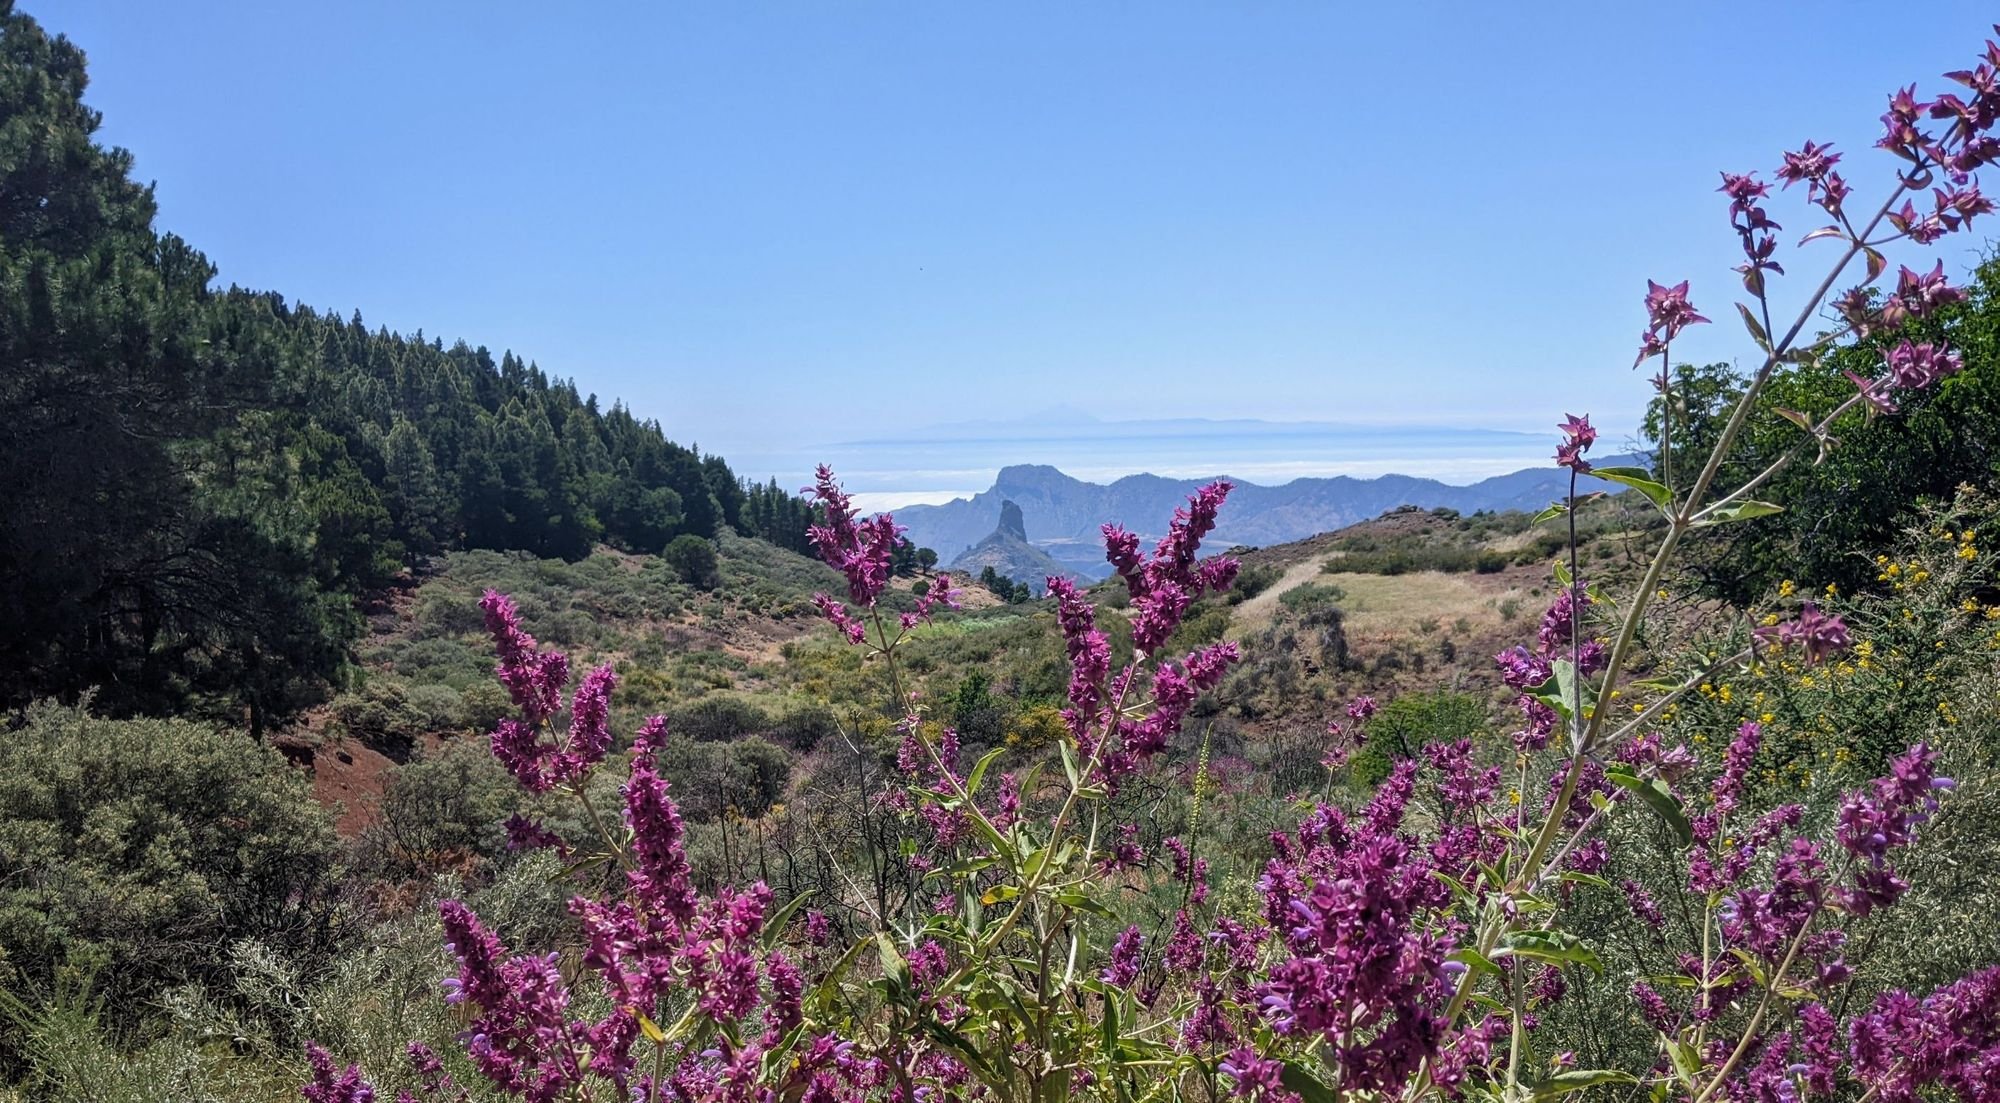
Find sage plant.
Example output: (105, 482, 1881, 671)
(305, 25, 2000, 1103)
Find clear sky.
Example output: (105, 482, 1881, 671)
(39, 1, 2000, 473)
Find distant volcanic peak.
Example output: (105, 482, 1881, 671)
(949, 498, 1076, 596)
(997, 499, 1027, 541)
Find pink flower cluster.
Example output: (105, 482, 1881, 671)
(1049, 482, 1242, 783)
(804, 466, 958, 643)
(1492, 582, 1599, 754)
(1755, 601, 1853, 666)
(805, 464, 900, 610)
(1554, 413, 1595, 474)
(1253, 765, 1458, 1095)
(1635, 280, 1710, 367)
(480, 590, 619, 793)
(334, 594, 828, 1103)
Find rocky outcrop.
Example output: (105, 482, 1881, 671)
(947, 499, 1077, 596)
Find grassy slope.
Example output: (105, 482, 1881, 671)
(289, 499, 1657, 833)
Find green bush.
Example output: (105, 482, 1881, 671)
(663, 534, 722, 589)
(654, 737, 792, 821)
(1277, 582, 1345, 614)
(675, 695, 772, 742)
(1228, 562, 1284, 603)
(770, 701, 840, 753)
(0, 702, 342, 1011)
(328, 679, 429, 755)
(354, 739, 520, 884)
(1348, 691, 1488, 784)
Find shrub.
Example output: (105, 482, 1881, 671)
(1276, 581, 1345, 614)
(0, 702, 342, 1011)
(1227, 562, 1283, 603)
(674, 694, 772, 742)
(949, 671, 1011, 748)
(655, 736, 793, 821)
(354, 739, 520, 885)
(770, 701, 840, 753)
(662, 534, 722, 589)
(328, 679, 430, 755)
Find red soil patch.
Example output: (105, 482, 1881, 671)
(276, 733, 395, 837)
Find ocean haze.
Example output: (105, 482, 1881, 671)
(724, 413, 1628, 512)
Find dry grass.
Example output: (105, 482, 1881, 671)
(1230, 556, 1343, 635)
(1318, 570, 1528, 640)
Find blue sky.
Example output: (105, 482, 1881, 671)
(40, 1, 2000, 489)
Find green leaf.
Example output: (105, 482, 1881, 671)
(1665, 1039, 1701, 1087)
(1531, 501, 1568, 526)
(936, 855, 999, 880)
(967, 812, 1014, 865)
(808, 935, 869, 1007)
(1697, 500, 1785, 527)
(1449, 946, 1503, 978)
(1053, 890, 1116, 919)
(1532, 1069, 1640, 1098)
(923, 1021, 1007, 1094)
(1585, 466, 1672, 513)
(1606, 766, 1693, 846)
(760, 890, 814, 951)
(1059, 740, 1080, 787)
(1021, 845, 1050, 881)
(1554, 659, 1578, 713)
(1736, 303, 1770, 351)
(1774, 407, 1813, 432)
(875, 932, 911, 990)
(1497, 929, 1603, 973)
(1278, 1061, 1337, 1103)
(637, 1013, 667, 1044)
(1551, 659, 1596, 729)
(1431, 870, 1476, 903)
(558, 852, 613, 880)
(966, 746, 1005, 798)
(1100, 989, 1122, 1064)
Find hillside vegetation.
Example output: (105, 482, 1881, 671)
(12, 6, 2000, 1103)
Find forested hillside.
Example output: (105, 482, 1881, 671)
(0, 5, 810, 728)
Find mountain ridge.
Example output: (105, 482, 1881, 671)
(896, 459, 1638, 579)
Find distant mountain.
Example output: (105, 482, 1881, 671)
(947, 500, 1078, 595)
(897, 460, 1637, 580)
